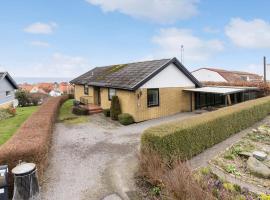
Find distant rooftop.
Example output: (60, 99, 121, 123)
(193, 67, 263, 82)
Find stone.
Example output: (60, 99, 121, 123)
(103, 194, 122, 200)
(238, 152, 252, 158)
(263, 158, 270, 168)
(258, 126, 270, 134)
(247, 157, 270, 178)
(253, 151, 268, 161)
(252, 129, 258, 133)
(262, 146, 270, 153)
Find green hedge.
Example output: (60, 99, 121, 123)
(118, 113, 134, 125)
(110, 96, 121, 120)
(141, 96, 270, 160)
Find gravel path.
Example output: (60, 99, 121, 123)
(40, 112, 195, 200)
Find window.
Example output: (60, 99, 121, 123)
(6, 91, 11, 96)
(108, 88, 116, 100)
(240, 76, 248, 81)
(84, 85, 89, 95)
(147, 89, 159, 107)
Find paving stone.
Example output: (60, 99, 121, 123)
(247, 157, 270, 178)
(253, 151, 268, 161)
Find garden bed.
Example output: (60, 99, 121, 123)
(211, 122, 270, 190)
(135, 165, 261, 200)
(58, 99, 89, 124)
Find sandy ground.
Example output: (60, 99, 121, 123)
(40, 113, 195, 200)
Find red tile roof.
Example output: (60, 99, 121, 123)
(193, 68, 263, 83)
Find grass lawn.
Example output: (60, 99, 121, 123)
(0, 106, 38, 145)
(58, 99, 89, 124)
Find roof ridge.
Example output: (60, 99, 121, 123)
(93, 58, 172, 69)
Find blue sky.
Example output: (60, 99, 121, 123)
(1, 0, 270, 78)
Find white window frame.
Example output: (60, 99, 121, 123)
(108, 88, 116, 101)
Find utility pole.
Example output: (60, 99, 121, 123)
(264, 56, 267, 83)
(180, 45, 184, 64)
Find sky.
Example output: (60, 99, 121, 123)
(1, 0, 270, 79)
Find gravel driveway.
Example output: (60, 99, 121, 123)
(40, 113, 195, 200)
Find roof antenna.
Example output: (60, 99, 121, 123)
(180, 45, 184, 64)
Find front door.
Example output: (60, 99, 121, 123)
(95, 87, 101, 106)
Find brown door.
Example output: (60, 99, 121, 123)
(96, 87, 101, 106)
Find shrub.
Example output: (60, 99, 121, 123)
(118, 113, 134, 125)
(141, 96, 270, 160)
(6, 107, 16, 116)
(73, 100, 80, 106)
(138, 148, 213, 200)
(103, 109, 110, 117)
(110, 96, 121, 120)
(72, 106, 88, 115)
(0, 109, 12, 120)
(15, 90, 30, 107)
(0, 95, 68, 196)
(163, 162, 213, 200)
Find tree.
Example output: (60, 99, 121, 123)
(15, 90, 30, 107)
(110, 96, 121, 120)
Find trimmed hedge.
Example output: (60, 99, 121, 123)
(118, 113, 134, 125)
(141, 96, 270, 160)
(0, 95, 68, 196)
(110, 96, 121, 120)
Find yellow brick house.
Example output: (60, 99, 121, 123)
(70, 57, 201, 122)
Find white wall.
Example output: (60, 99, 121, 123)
(0, 77, 15, 104)
(192, 69, 227, 82)
(141, 63, 195, 88)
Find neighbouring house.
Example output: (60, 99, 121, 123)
(30, 86, 47, 94)
(20, 82, 74, 97)
(71, 58, 201, 122)
(59, 82, 74, 94)
(0, 72, 19, 108)
(19, 83, 33, 92)
(192, 68, 263, 83)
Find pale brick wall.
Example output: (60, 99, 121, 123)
(74, 84, 194, 122)
(74, 85, 94, 104)
(134, 87, 194, 122)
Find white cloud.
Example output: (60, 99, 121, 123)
(30, 41, 50, 47)
(247, 63, 263, 75)
(152, 28, 224, 62)
(11, 53, 90, 78)
(225, 18, 270, 48)
(86, 0, 199, 23)
(24, 22, 58, 34)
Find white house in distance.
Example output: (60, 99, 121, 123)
(0, 72, 18, 108)
(192, 68, 263, 83)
